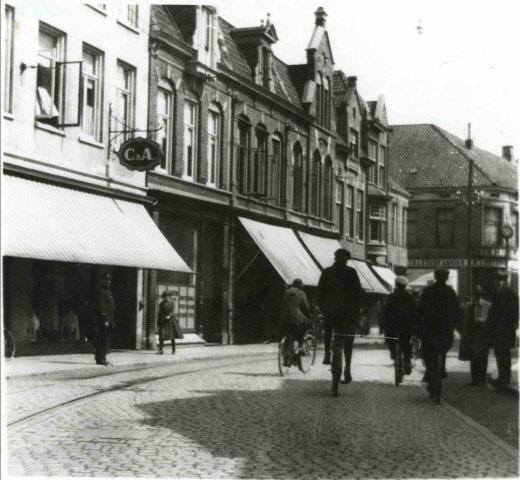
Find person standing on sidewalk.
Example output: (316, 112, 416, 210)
(489, 270, 519, 390)
(467, 285, 492, 386)
(382, 276, 416, 375)
(317, 248, 363, 384)
(417, 268, 460, 393)
(158, 291, 177, 355)
(95, 273, 115, 366)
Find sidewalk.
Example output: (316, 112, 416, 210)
(3, 333, 386, 380)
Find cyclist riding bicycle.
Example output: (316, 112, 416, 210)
(280, 278, 311, 366)
(417, 268, 460, 397)
(382, 275, 416, 375)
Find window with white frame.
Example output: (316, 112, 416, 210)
(156, 86, 174, 172)
(183, 99, 198, 180)
(115, 61, 135, 145)
(36, 25, 65, 125)
(482, 207, 502, 246)
(81, 45, 103, 141)
(356, 189, 364, 239)
(378, 145, 386, 188)
(207, 104, 220, 186)
(369, 204, 386, 243)
(346, 185, 354, 237)
(336, 180, 344, 234)
(3, 5, 14, 114)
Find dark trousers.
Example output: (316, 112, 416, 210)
(388, 336, 412, 365)
(494, 342, 512, 385)
(470, 346, 489, 384)
(422, 340, 447, 385)
(323, 322, 355, 376)
(159, 323, 175, 354)
(95, 325, 111, 365)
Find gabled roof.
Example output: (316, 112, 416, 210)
(388, 124, 517, 191)
(306, 26, 334, 64)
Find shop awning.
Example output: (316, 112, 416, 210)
(350, 259, 389, 294)
(371, 265, 397, 289)
(238, 217, 321, 286)
(2, 175, 191, 272)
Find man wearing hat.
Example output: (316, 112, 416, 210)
(317, 248, 363, 383)
(158, 291, 177, 355)
(417, 268, 461, 395)
(488, 270, 519, 389)
(382, 276, 416, 374)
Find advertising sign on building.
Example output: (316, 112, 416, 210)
(117, 137, 164, 171)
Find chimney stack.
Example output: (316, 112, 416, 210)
(502, 145, 513, 162)
(465, 122, 473, 149)
(314, 7, 327, 27)
(347, 76, 357, 88)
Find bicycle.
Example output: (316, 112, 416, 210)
(4, 328, 15, 360)
(278, 329, 316, 376)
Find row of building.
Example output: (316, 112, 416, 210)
(2, 3, 517, 355)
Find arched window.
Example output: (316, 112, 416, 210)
(315, 73, 322, 126)
(207, 103, 221, 187)
(271, 133, 283, 205)
(310, 150, 321, 216)
(323, 156, 333, 220)
(292, 142, 303, 211)
(156, 82, 175, 173)
(252, 124, 268, 195)
(237, 116, 251, 195)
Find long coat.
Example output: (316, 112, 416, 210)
(317, 262, 362, 328)
(98, 287, 115, 327)
(382, 289, 416, 338)
(158, 299, 176, 339)
(281, 287, 310, 327)
(489, 285, 519, 349)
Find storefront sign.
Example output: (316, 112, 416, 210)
(408, 258, 467, 268)
(117, 137, 164, 171)
(472, 247, 507, 258)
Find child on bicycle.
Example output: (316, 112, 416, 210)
(382, 275, 416, 375)
(280, 279, 311, 366)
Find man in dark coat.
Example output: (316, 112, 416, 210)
(317, 248, 363, 383)
(417, 268, 461, 395)
(158, 291, 177, 355)
(489, 270, 519, 389)
(95, 273, 115, 366)
(382, 275, 416, 374)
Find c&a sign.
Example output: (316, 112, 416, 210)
(117, 137, 164, 171)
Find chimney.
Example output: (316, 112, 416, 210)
(465, 122, 473, 149)
(502, 145, 513, 162)
(315, 7, 327, 27)
(347, 76, 357, 88)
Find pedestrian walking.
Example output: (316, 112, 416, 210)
(417, 268, 461, 395)
(382, 275, 416, 375)
(280, 279, 311, 365)
(317, 248, 363, 384)
(95, 273, 115, 366)
(158, 291, 179, 355)
(466, 285, 492, 386)
(488, 270, 519, 390)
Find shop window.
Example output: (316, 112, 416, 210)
(407, 208, 417, 247)
(336, 180, 344, 233)
(81, 45, 104, 141)
(183, 98, 198, 180)
(291, 142, 303, 212)
(207, 104, 221, 187)
(156, 86, 174, 173)
(436, 208, 454, 247)
(115, 60, 136, 146)
(4, 5, 14, 114)
(356, 189, 364, 240)
(310, 150, 321, 216)
(482, 207, 502, 246)
(369, 204, 387, 243)
(346, 185, 354, 237)
(323, 156, 333, 220)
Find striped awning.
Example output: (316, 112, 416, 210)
(2, 175, 191, 272)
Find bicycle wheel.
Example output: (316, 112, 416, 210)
(394, 342, 403, 386)
(278, 336, 291, 377)
(298, 331, 316, 373)
(4, 328, 15, 360)
(331, 334, 342, 397)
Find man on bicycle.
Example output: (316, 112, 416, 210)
(318, 248, 363, 383)
(417, 268, 461, 397)
(382, 275, 416, 375)
(280, 278, 311, 366)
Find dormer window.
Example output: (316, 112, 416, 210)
(257, 46, 272, 90)
(197, 6, 217, 70)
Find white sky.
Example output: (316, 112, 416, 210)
(211, 0, 519, 158)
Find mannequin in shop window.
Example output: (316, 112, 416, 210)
(95, 273, 116, 366)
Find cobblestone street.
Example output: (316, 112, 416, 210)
(5, 347, 518, 478)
